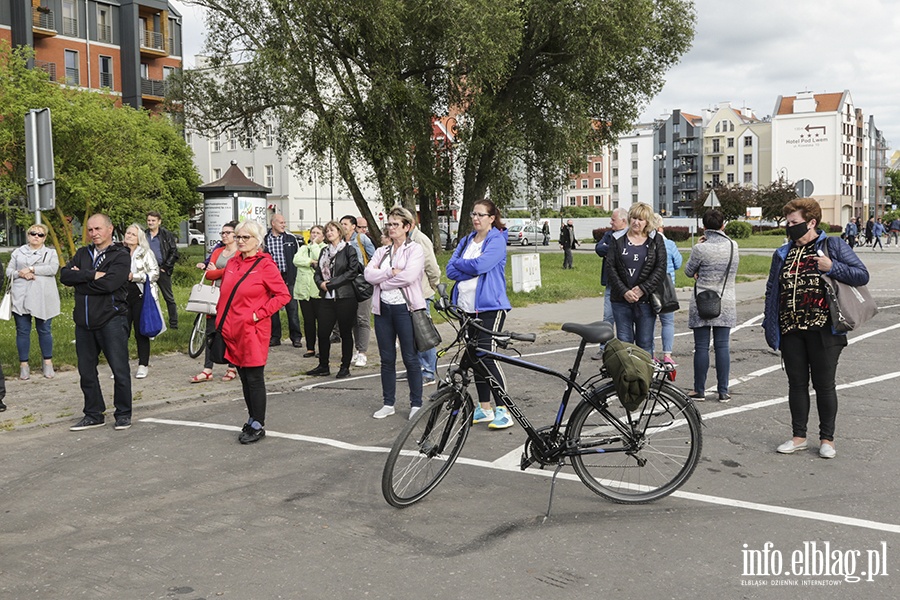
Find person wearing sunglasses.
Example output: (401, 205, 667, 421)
(6, 223, 60, 380)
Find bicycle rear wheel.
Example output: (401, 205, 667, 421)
(188, 313, 208, 358)
(382, 387, 474, 508)
(568, 381, 702, 504)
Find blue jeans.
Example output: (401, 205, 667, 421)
(418, 298, 438, 380)
(692, 326, 731, 395)
(611, 301, 655, 355)
(374, 302, 423, 408)
(603, 291, 614, 325)
(14, 313, 53, 361)
(657, 311, 674, 356)
(74, 314, 132, 420)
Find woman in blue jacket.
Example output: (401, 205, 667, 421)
(446, 200, 513, 429)
(763, 198, 869, 459)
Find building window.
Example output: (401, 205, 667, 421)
(612, 150, 618, 161)
(612, 184, 618, 193)
(712, 174, 721, 186)
(62, 0, 77, 36)
(64, 50, 79, 85)
(631, 160, 638, 170)
(97, 6, 112, 43)
(265, 165, 274, 188)
(727, 173, 735, 184)
(744, 136, 753, 147)
(632, 177, 638, 187)
(727, 137, 734, 148)
(140, 62, 149, 79)
(632, 193, 638, 203)
(245, 166, 254, 181)
(744, 172, 753, 183)
(227, 130, 237, 151)
(98, 55, 113, 89)
(211, 137, 221, 152)
(593, 178, 601, 188)
(569, 179, 576, 189)
(631, 143, 638, 154)
(581, 196, 589, 206)
(581, 179, 588, 189)
(185, 131, 192, 145)
(264, 124, 275, 147)
(712, 139, 720, 153)
(612, 167, 618, 177)
(593, 162, 602, 172)
(212, 168, 221, 180)
(743, 154, 752, 165)
(715, 123, 720, 133)
(727, 155, 735, 166)
(569, 198, 576, 206)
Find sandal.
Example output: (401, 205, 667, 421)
(191, 371, 214, 383)
(222, 368, 238, 382)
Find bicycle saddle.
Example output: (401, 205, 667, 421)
(561, 321, 614, 344)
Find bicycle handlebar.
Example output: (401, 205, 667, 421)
(435, 283, 536, 345)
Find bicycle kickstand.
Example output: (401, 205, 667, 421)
(542, 461, 566, 522)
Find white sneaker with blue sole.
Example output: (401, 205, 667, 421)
(472, 406, 494, 424)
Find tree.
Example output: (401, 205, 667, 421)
(693, 185, 752, 222)
(180, 0, 695, 242)
(0, 42, 202, 257)
(756, 177, 798, 225)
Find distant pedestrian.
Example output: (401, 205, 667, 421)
(889, 217, 900, 246)
(542, 221, 550, 245)
(843, 218, 858, 248)
(683, 210, 738, 402)
(145, 211, 179, 329)
(872, 218, 885, 251)
(559, 219, 578, 269)
(61, 213, 133, 431)
(864, 217, 874, 246)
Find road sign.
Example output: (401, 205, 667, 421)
(703, 189, 720, 208)
(25, 108, 56, 212)
(795, 179, 814, 198)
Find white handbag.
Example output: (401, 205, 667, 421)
(185, 273, 220, 315)
(0, 275, 12, 320)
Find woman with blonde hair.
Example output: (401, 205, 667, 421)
(123, 223, 160, 379)
(365, 207, 426, 419)
(6, 222, 61, 379)
(292, 224, 327, 359)
(605, 202, 667, 354)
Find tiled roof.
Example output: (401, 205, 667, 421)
(776, 92, 845, 115)
(197, 161, 272, 194)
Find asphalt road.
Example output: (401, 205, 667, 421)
(2, 252, 900, 600)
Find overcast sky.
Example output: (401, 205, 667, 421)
(172, 0, 900, 149)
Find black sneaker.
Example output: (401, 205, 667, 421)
(238, 427, 265, 444)
(269, 339, 282, 347)
(306, 365, 330, 376)
(70, 416, 105, 431)
(114, 416, 132, 430)
(292, 339, 303, 348)
(0, 400, 6, 412)
(336, 368, 351, 379)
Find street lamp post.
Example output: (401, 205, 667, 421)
(308, 174, 318, 225)
(329, 149, 334, 221)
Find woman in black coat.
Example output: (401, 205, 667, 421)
(308, 220, 360, 378)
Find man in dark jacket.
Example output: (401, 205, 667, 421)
(145, 211, 179, 328)
(60, 214, 133, 431)
(263, 213, 304, 347)
(559, 219, 578, 269)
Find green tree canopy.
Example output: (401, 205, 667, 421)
(0, 42, 202, 257)
(180, 0, 695, 241)
(693, 184, 751, 222)
(756, 177, 798, 225)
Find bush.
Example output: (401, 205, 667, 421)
(760, 227, 785, 236)
(663, 226, 691, 242)
(817, 221, 830, 233)
(724, 221, 752, 239)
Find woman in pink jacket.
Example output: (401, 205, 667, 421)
(364, 207, 426, 420)
(217, 220, 290, 444)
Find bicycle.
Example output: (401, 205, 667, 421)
(382, 289, 703, 513)
(187, 312, 208, 359)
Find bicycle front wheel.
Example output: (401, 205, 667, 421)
(382, 387, 474, 508)
(188, 313, 208, 358)
(568, 381, 702, 504)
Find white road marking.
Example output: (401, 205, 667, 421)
(141, 411, 900, 534)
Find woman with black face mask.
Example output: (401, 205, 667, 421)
(762, 198, 869, 459)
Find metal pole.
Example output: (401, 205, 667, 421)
(329, 150, 334, 220)
(27, 111, 42, 225)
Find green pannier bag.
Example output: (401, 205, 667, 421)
(602, 338, 654, 412)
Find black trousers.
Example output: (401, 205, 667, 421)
(157, 270, 178, 327)
(237, 365, 267, 427)
(316, 297, 357, 370)
(781, 329, 845, 442)
(562, 246, 573, 269)
(468, 310, 508, 407)
(125, 282, 151, 367)
(299, 298, 318, 352)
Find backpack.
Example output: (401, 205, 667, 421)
(602, 338, 654, 411)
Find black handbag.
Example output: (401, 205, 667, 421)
(693, 239, 734, 320)
(401, 289, 442, 351)
(353, 270, 374, 302)
(207, 257, 263, 364)
(650, 275, 679, 315)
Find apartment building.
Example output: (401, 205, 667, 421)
(606, 123, 655, 214)
(700, 102, 772, 191)
(1, 0, 183, 110)
(560, 146, 612, 211)
(771, 90, 862, 226)
(653, 109, 703, 216)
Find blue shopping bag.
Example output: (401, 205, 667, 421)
(139, 279, 164, 338)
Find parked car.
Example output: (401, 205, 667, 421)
(507, 224, 541, 246)
(187, 228, 206, 246)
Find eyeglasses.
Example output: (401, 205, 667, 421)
(220, 231, 234, 236)
(386, 222, 403, 228)
(28, 231, 46, 237)
(470, 211, 491, 218)
(234, 235, 253, 241)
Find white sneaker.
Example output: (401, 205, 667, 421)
(136, 365, 149, 379)
(819, 443, 836, 459)
(776, 439, 808, 454)
(354, 353, 367, 367)
(373, 405, 395, 419)
(409, 406, 421, 420)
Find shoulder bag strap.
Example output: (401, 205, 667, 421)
(217, 256, 264, 329)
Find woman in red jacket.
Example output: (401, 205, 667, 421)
(217, 220, 290, 444)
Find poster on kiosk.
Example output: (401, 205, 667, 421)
(204, 195, 268, 253)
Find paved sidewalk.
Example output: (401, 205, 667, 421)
(0, 272, 773, 433)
